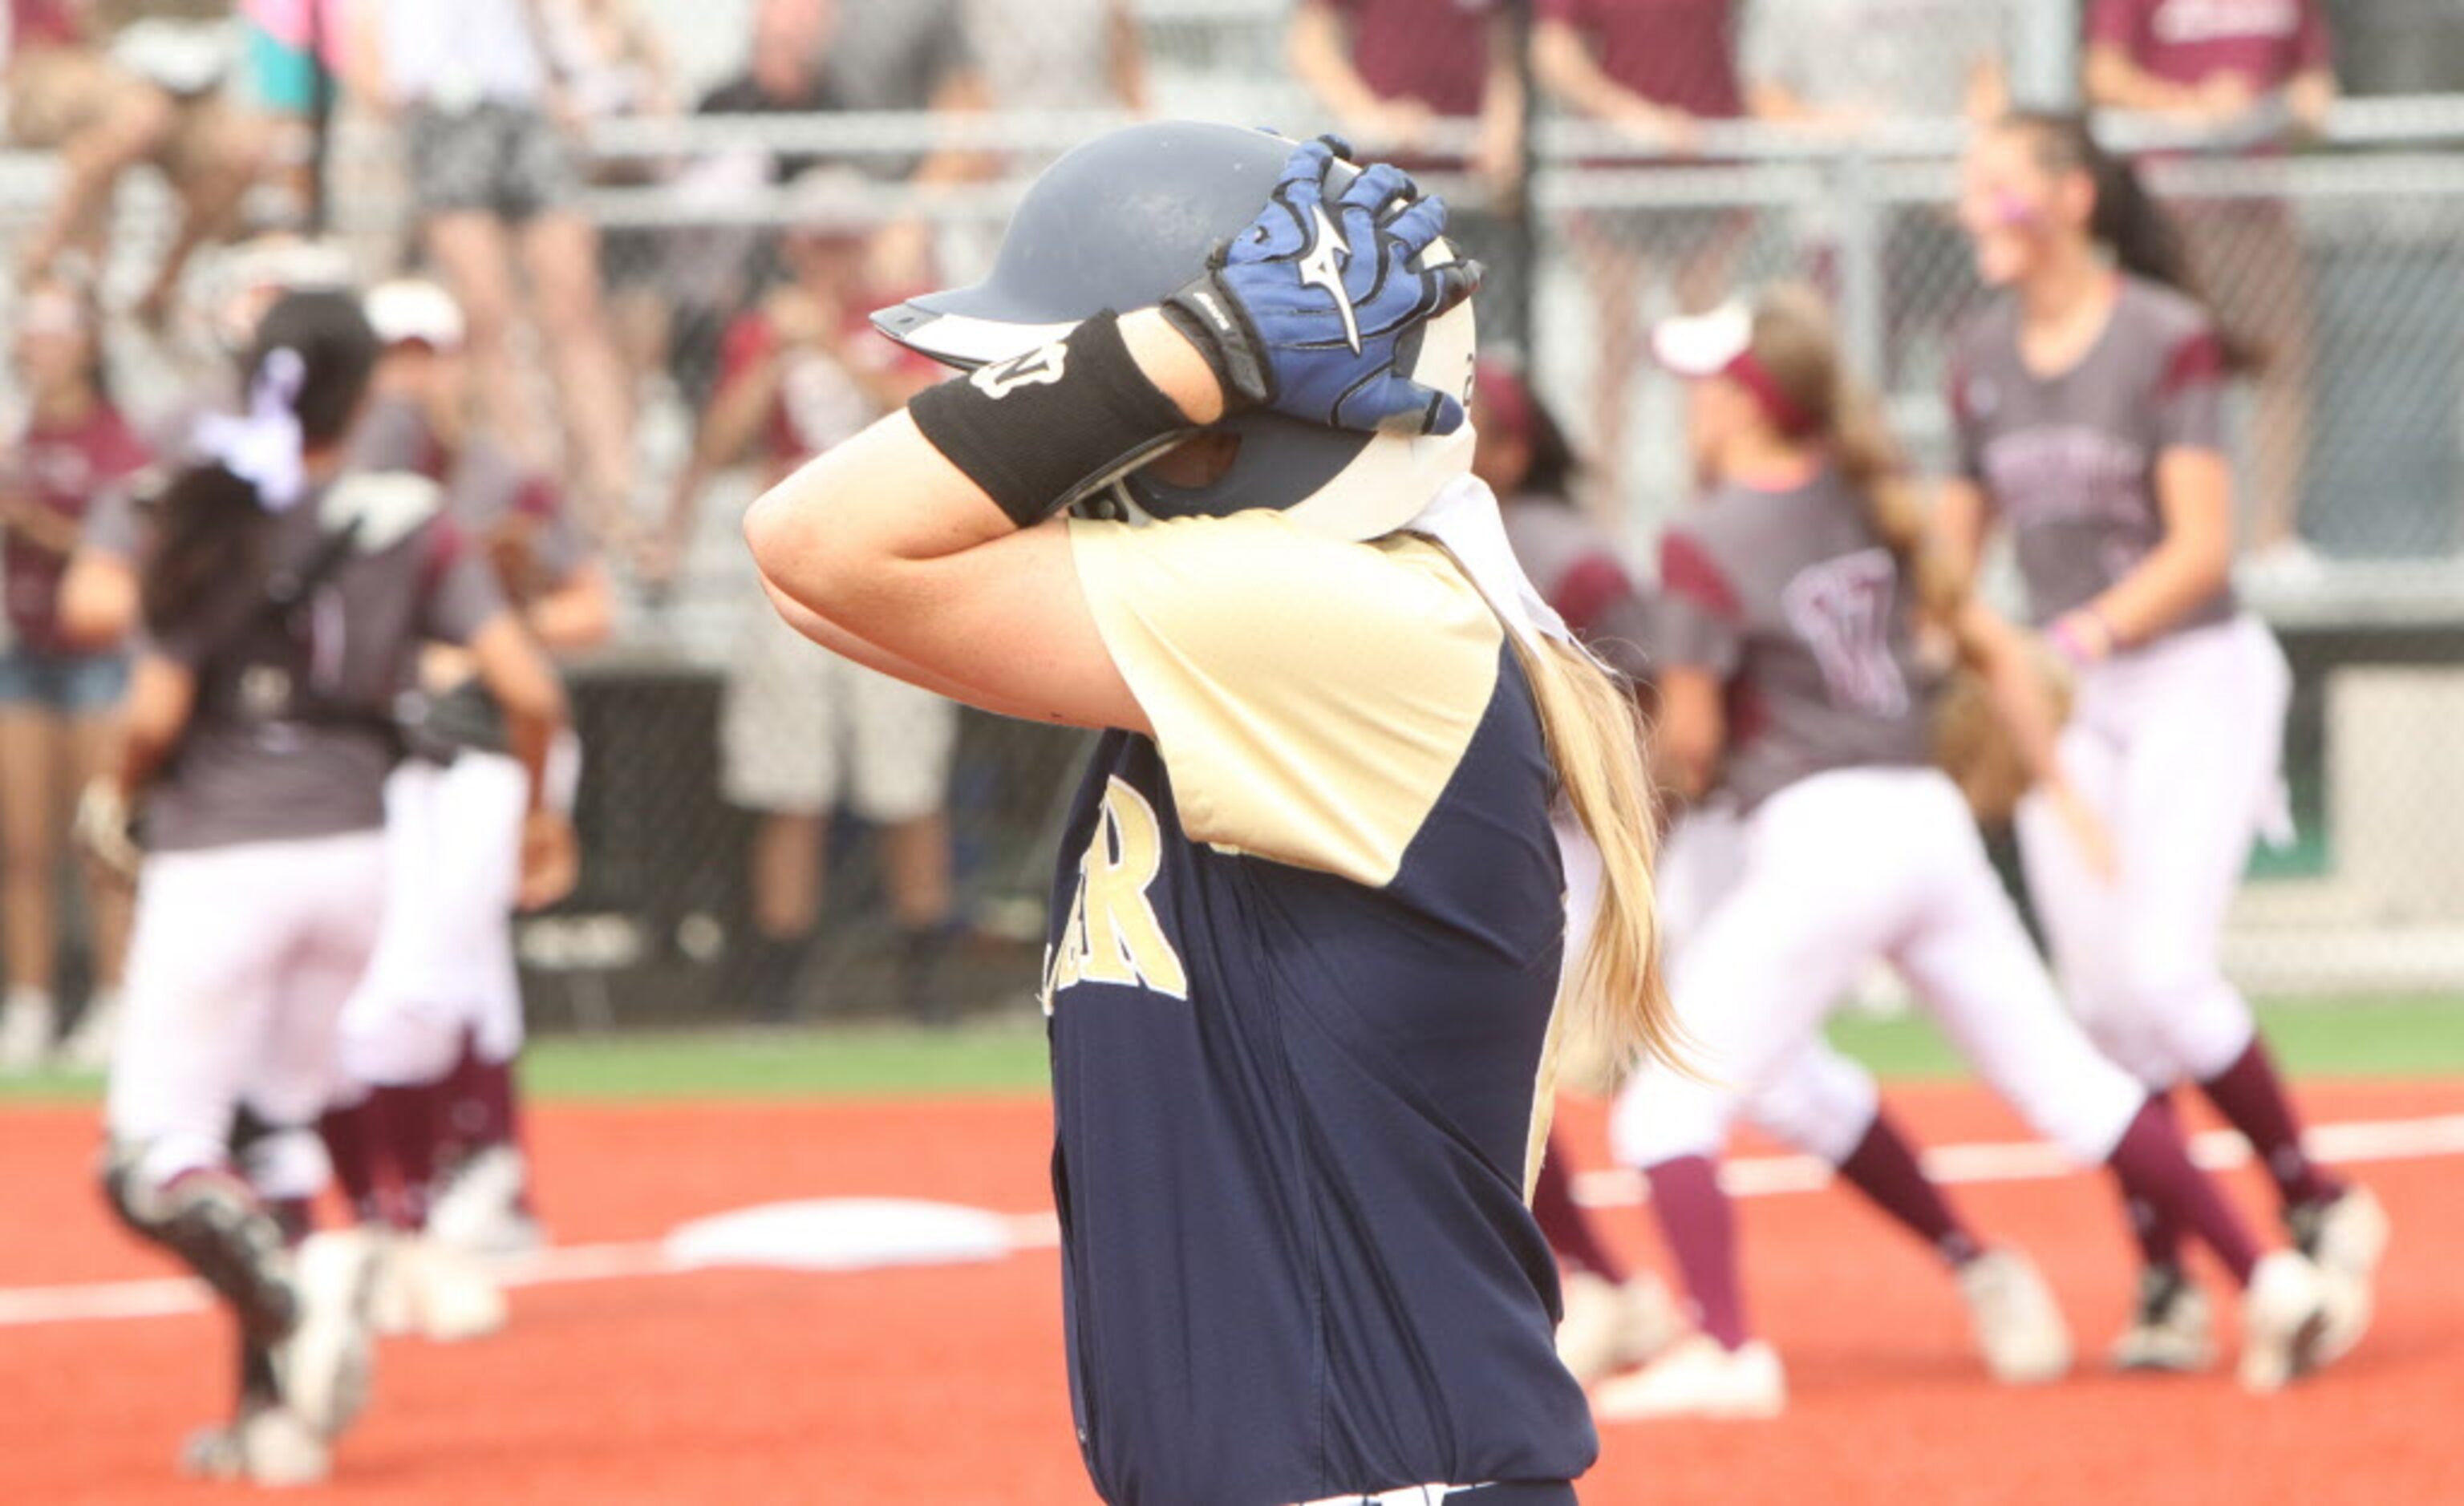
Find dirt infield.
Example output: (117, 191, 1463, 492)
(2, 1082, 2459, 1505)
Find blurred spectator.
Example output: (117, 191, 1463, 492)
(10, 0, 277, 326)
(537, 0, 681, 419)
(804, 0, 992, 289)
(1288, 0, 1522, 188)
(1288, 0, 1526, 346)
(1534, 0, 1752, 513)
(0, 280, 152, 1073)
(353, 0, 639, 545)
(667, 0, 986, 413)
(964, 0, 1147, 115)
(1741, 0, 2008, 379)
(2085, 0, 2336, 567)
(1741, 0, 2006, 126)
(655, 187, 956, 1024)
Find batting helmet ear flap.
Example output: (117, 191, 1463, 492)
(873, 120, 1478, 542)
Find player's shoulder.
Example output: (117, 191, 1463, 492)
(2118, 274, 2218, 346)
(1657, 511, 1749, 621)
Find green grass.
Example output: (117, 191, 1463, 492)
(5, 997, 2461, 1107)
(1829, 995, 2464, 1081)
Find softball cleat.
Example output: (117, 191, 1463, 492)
(1592, 1335, 1786, 1423)
(1957, 1249, 2073, 1385)
(2109, 1264, 2216, 1374)
(180, 1405, 330, 1488)
(2238, 1250, 2352, 1393)
(274, 1230, 380, 1437)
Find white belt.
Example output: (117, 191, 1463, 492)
(1296, 1484, 1497, 1506)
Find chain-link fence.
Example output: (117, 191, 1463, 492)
(4, 0, 2463, 1029)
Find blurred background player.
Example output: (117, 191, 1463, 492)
(89, 289, 573, 1484)
(0, 279, 152, 1073)
(1473, 360, 1680, 1385)
(1480, 359, 2073, 1394)
(1942, 112, 2388, 1374)
(656, 188, 956, 1023)
(318, 280, 610, 1314)
(1595, 285, 2358, 1419)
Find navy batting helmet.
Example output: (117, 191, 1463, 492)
(872, 120, 1477, 542)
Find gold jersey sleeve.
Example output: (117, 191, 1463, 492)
(1068, 510, 1506, 889)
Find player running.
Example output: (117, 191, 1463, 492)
(88, 289, 573, 1484)
(749, 122, 1665, 1506)
(1943, 112, 2388, 1370)
(1594, 285, 2361, 1421)
(1480, 361, 2072, 1391)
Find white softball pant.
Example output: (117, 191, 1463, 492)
(2014, 615, 2289, 1089)
(1609, 767, 2146, 1170)
(338, 749, 531, 1087)
(107, 831, 388, 1198)
(1561, 809, 1879, 1165)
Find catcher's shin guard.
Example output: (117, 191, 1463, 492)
(101, 1144, 298, 1344)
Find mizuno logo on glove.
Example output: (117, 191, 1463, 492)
(1297, 204, 1361, 354)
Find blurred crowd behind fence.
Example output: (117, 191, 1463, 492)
(6, 0, 2464, 1029)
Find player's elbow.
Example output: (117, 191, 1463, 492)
(745, 476, 873, 628)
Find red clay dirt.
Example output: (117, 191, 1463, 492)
(2, 1082, 2458, 1505)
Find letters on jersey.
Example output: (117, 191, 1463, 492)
(1041, 775, 1190, 1010)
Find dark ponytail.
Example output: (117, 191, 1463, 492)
(2001, 111, 2261, 372)
(142, 289, 380, 634)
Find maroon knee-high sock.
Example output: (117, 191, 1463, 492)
(2105, 1097, 2260, 1286)
(368, 1084, 443, 1230)
(318, 1101, 388, 1227)
(1643, 1156, 1750, 1350)
(2199, 1040, 2343, 1208)
(2113, 1093, 2187, 1269)
(1833, 1111, 1982, 1269)
(1531, 1136, 1627, 1284)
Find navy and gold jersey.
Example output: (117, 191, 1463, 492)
(1044, 512, 1595, 1506)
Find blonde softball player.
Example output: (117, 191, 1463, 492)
(1943, 113, 2387, 1369)
(89, 291, 573, 1484)
(1592, 286, 2359, 1422)
(325, 281, 610, 1304)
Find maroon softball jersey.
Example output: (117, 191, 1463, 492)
(3, 403, 152, 654)
(1327, 0, 1502, 119)
(2087, 0, 2332, 91)
(1501, 494, 1655, 684)
(1655, 464, 1939, 812)
(1948, 274, 2235, 635)
(1535, 0, 1745, 118)
(140, 476, 504, 853)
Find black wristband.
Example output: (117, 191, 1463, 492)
(1160, 271, 1271, 412)
(907, 311, 1194, 529)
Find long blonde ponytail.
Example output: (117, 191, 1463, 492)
(1508, 632, 1677, 1097)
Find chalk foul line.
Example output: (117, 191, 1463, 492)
(0, 1115, 2454, 1332)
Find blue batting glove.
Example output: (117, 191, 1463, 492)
(1161, 137, 1482, 436)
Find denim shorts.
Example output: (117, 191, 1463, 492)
(0, 648, 129, 714)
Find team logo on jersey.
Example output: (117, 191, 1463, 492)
(1297, 204, 1362, 354)
(1783, 548, 1911, 719)
(971, 340, 1070, 399)
(1040, 776, 1189, 1010)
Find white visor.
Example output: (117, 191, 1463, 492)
(1649, 301, 1754, 378)
(366, 279, 467, 351)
